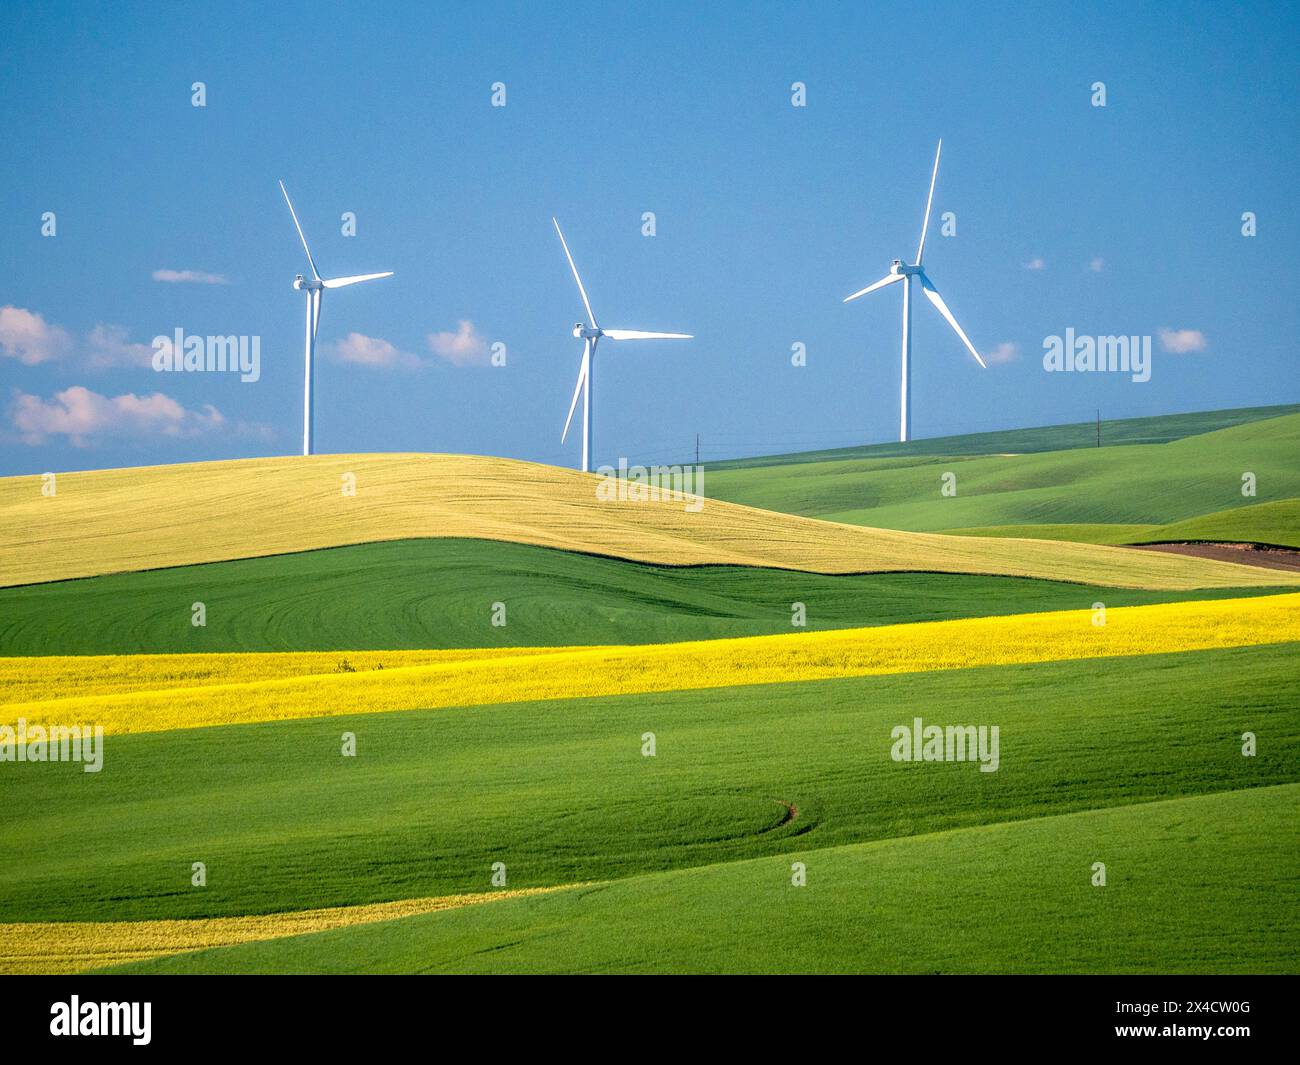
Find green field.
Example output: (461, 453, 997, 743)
(3, 643, 1295, 936)
(0, 537, 1288, 656)
(940, 523, 1160, 545)
(705, 410, 1300, 546)
(4, 403, 1297, 975)
(707, 403, 1300, 469)
(945, 500, 1300, 548)
(112, 783, 1298, 974)
(1150, 498, 1300, 548)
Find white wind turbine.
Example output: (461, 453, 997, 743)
(279, 181, 393, 456)
(843, 140, 986, 443)
(553, 218, 692, 472)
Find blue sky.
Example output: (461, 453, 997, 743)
(1, 0, 1296, 475)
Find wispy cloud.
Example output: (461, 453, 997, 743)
(1023, 257, 1045, 271)
(152, 268, 228, 285)
(1088, 257, 1104, 273)
(85, 323, 157, 369)
(984, 342, 1020, 365)
(427, 320, 490, 367)
(1, 305, 162, 370)
(1158, 327, 1208, 354)
(0, 305, 72, 365)
(11, 386, 224, 446)
(330, 322, 491, 370)
(331, 332, 420, 369)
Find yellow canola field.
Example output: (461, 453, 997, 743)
(3, 453, 1295, 590)
(0, 885, 578, 975)
(0, 646, 564, 705)
(5, 594, 1298, 737)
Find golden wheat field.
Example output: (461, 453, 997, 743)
(0, 885, 580, 975)
(1, 454, 1292, 590)
(6, 593, 1297, 736)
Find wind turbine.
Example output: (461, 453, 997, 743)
(843, 140, 986, 443)
(279, 181, 393, 456)
(553, 218, 692, 473)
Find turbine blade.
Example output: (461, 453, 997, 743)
(915, 139, 942, 265)
(561, 340, 590, 443)
(843, 272, 902, 303)
(322, 271, 394, 289)
(311, 289, 321, 340)
(552, 218, 598, 328)
(602, 329, 693, 341)
(279, 181, 321, 281)
(918, 270, 986, 368)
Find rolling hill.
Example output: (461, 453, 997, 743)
(105, 784, 1299, 975)
(945, 501, 1300, 548)
(1, 537, 1289, 656)
(7, 593, 1296, 735)
(1, 453, 1292, 590)
(704, 410, 1300, 546)
(1, 642, 1294, 972)
(1147, 498, 1300, 548)
(3, 406, 1296, 976)
(3, 642, 1295, 924)
(705, 402, 1300, 469)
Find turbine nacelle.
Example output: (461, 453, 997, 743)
(280, 180, 392, 458)
(553, 217, 692, 473)
(841, 140, 987, 443)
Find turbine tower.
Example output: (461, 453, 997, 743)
(843, 140, 986, 443)
(279, 181, 393, 456)
(553, 218, 692, 472)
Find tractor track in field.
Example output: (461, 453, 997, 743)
(759, 799, 810, 837)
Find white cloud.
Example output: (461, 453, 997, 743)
(0, 306, 164, 371)
(0, 305, 72, 365)
(11, 386, 224, 446)
(427, 320, 490, 367)
(1023, 258, 1045, 271)
(1158, 327, 1208, 354)
(85, 323, 158, 369)
(1088, 257, 1104, 272)
(331, 332, 420, 369)
(152, 268, 228, 285)
(984, 342, 1020, 365)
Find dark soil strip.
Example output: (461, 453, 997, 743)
(1129, 541, 1300, 573)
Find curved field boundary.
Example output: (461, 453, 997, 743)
(5, 537, 1285, 658)
(2, 454, 1295, 590)
(0, 885, 579, 975)
(706, 412, 1300, 538)
(100, 785, 1299, 975)
(0, 646, 564, 705)
(5, 593, 1298, 736)
(941, 499, 1300, 550)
